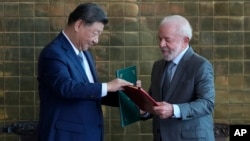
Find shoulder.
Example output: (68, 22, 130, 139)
(152, 59, 165, 68)
(184, 47, 212, 68)
(190, 53, 212, 68)
(181, 48, 213, 74)
(40, 33, 70, 57)
(154, 58, 165, 65)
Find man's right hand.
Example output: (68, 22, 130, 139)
(107, 78, 133, 92)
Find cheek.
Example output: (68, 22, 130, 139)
(167, 42, 177, 50)
(81, 34, 92, 42)
(172, 41, 182, 49)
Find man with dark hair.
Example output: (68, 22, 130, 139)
(67, 3, 108, 25)
(37, 3, 132, 141)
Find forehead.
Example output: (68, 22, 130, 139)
(159, 22, 177, 32)
(158, 23, 177, 38)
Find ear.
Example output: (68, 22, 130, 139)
(184, 36, 190, 44)
(74, 20, 83, 32)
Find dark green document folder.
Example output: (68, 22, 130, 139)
(115, 66, 141, 127)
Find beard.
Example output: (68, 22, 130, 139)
(162, 48, 175, 61)
(161, 46, 182, 61)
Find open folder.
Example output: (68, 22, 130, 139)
(115, 66, 141, 127)
(122, 85, 158, 112)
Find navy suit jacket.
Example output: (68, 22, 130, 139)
(149, 47, 215, 141)
(37, 32, 118, 141)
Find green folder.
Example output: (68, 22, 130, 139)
(115, 66, 141, 127)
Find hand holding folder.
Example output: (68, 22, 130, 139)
(116, 66, 159, 127)
(122, 85, 159, 113)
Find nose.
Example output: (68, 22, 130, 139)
(93, 37, 99, 44)
(159, 39, 166, 48)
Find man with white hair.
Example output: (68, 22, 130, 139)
(142, 15, 215, 141)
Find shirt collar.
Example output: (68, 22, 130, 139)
(62, 30, 80, 55)
(172, 45, 189, 65)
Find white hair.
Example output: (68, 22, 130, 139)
(160, 15, 193, 40)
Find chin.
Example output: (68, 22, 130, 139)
(162, 54, 170, 61)
(163, 55, 174, 61)
(82, 47, 89, 51)
(163, 57, 169, 61)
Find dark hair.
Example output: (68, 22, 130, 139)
(67, 3, 108, 25)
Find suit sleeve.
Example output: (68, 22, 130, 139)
(101, 92, 119, 106)
(178, 60, 215, 120)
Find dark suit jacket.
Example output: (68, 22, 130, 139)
(37, 32, 118, 141)
(149, 47, 215, 141)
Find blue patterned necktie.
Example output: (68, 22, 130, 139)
(161, 61, 175, 99)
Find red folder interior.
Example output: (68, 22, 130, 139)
(122, 85, 159, 111)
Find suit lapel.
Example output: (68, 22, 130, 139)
(59, 33, 90, 82)
(164, 63, 186, 101)
(163, 47, 194, 101)
(157, 60, 167, 101)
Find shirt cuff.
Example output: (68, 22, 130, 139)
(141, 112, 150, 118)
(101, 83, 107, 97)
(172, 104, 181, 118)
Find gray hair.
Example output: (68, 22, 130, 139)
(160, 15, 193, 40)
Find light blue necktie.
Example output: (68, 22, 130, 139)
(77, 51, 95, 82)
(78, 51, 85, 69)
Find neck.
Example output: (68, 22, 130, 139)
(64, 26, 81, 50)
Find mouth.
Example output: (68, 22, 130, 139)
(88, 42, 95, 47)
(161, 48, 170, 54)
